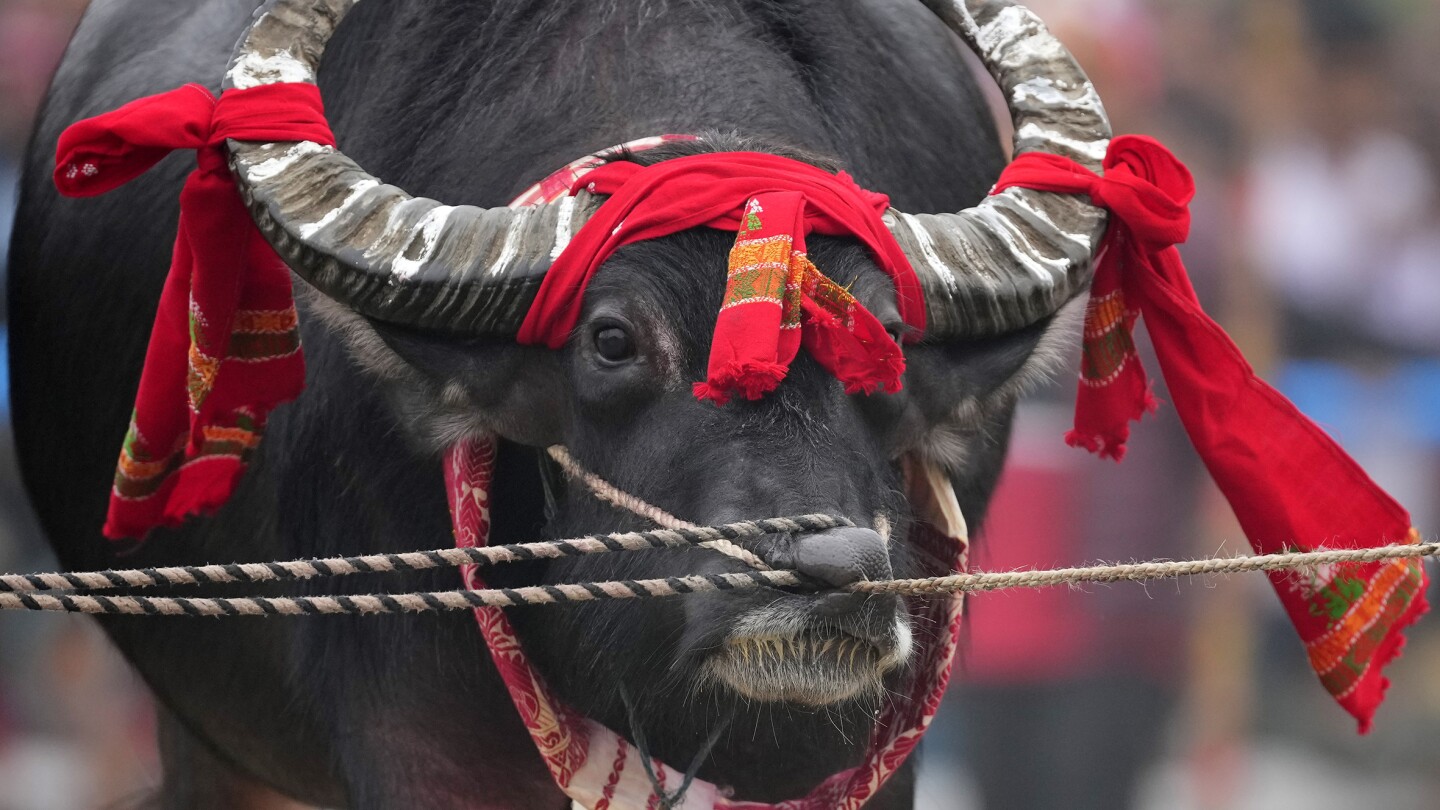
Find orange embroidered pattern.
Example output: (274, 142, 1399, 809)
(187, 345, 221, 412)
(724, 234, 795, 312)
(113, 411, 263, 502)
(1079, 289, 1138, 387)
(187, 307, 300, 411)
(802, 264, 861, 329)
(230, 306, 301, 362)
(1307, 554, 1427, 699)
(113, 416, 185, 500)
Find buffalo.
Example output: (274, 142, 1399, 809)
(8, 0, 1108, 806)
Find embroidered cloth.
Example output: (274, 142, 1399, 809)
(993, 134, 1429, 731)
(54, 83, 333, 540)
(447, 436, 964, 810)
(515, 152, 918, 404)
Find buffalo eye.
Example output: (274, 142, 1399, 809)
(593, 325, 637, 364)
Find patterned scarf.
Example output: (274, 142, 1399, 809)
(53, 84, 334, 540)
(515, 152, 919, 405)
(993, 134, 1429, 732)
(447, 436, 964, 810)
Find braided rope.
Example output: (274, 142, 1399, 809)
(1, 542, 1433, 615)
(4, 445, 1434, 616)
(0, 516, 848, 596)
(0, 570, 808, 616)
(854, 541, 1440, 595)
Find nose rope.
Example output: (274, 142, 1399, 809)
(545, 446, 773, 572)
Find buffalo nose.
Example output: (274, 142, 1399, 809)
(792, 527, 892, 588)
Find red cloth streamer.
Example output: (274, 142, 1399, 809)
(516, 153, 920, 403)
(994, 134, 1429, 732)
(54, 83, 335, 540)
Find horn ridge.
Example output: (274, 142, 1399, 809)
(227, 0, 1110, 338)
(223, 0, 579, 334)
(897, 0, 1112, 339)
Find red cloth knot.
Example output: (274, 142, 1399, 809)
(993, 134, 1193, 251)
(56, 83, 335, 195)
(1095, 134, 1194, 248)
(54, 82, 335, 540)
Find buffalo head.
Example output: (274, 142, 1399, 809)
(220, 0, 1110, 769)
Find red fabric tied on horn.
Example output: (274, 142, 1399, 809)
(993, 134, 1429, 732)
(516, 153, 920, 404)
(54, 83, 335, 540)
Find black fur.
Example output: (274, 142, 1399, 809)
(8, 1, 1038, 807)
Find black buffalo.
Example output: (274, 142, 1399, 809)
(8, 0, 1106, 806)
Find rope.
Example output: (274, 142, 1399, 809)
(0, 570, 807, 616)
(1, 542, 1433, 616)
(855, 541, 1440, 595)
(546, 446, 772, 571)
(0, 516, 847, 596)
(2, 444, 1433, 617)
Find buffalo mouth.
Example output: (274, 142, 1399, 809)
(703, 615, 912, 706)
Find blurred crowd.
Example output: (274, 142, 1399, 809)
(928, 1, 1440, 809)
(1, 2, 164, 807)
(1, 0, 1437, 808)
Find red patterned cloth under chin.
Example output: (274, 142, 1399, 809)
(53, 83, 335, 540)
(446, 437, 964, 810)
(994, 134, 1429, 732)
(516, 151, 920, 405)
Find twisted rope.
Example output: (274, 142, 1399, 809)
(0, 516, 847, 596)
(1, 541, 1433, 616)
(856, 542, 1440, 595)
(3, 445, 1434, 617)
(0, 570, 808, 616)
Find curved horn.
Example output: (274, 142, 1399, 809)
(223, 0, 596, 334)
(888, 0, 1112, 339)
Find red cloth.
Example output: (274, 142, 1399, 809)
(516, 153, 920, 403)
(993, 134, 1429, 732)
(54, 83, 335, 540)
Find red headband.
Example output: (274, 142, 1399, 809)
(516, 152, 924, 404)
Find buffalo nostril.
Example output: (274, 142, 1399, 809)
(792, 527, 892, 588)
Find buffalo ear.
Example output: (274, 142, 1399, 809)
(304, 292, 569, 450)
(900, 295, 1085, 470)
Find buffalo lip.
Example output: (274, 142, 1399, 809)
(701, 624, 909, 706)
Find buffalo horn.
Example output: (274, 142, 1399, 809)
(225, 0, 1109, 340)
(887, 0, 1113, 339)
(222, 0, 596, 334)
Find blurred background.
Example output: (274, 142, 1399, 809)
(1, 0, 1437, 808)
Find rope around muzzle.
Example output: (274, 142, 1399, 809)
(1, 447, 1435, 616)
